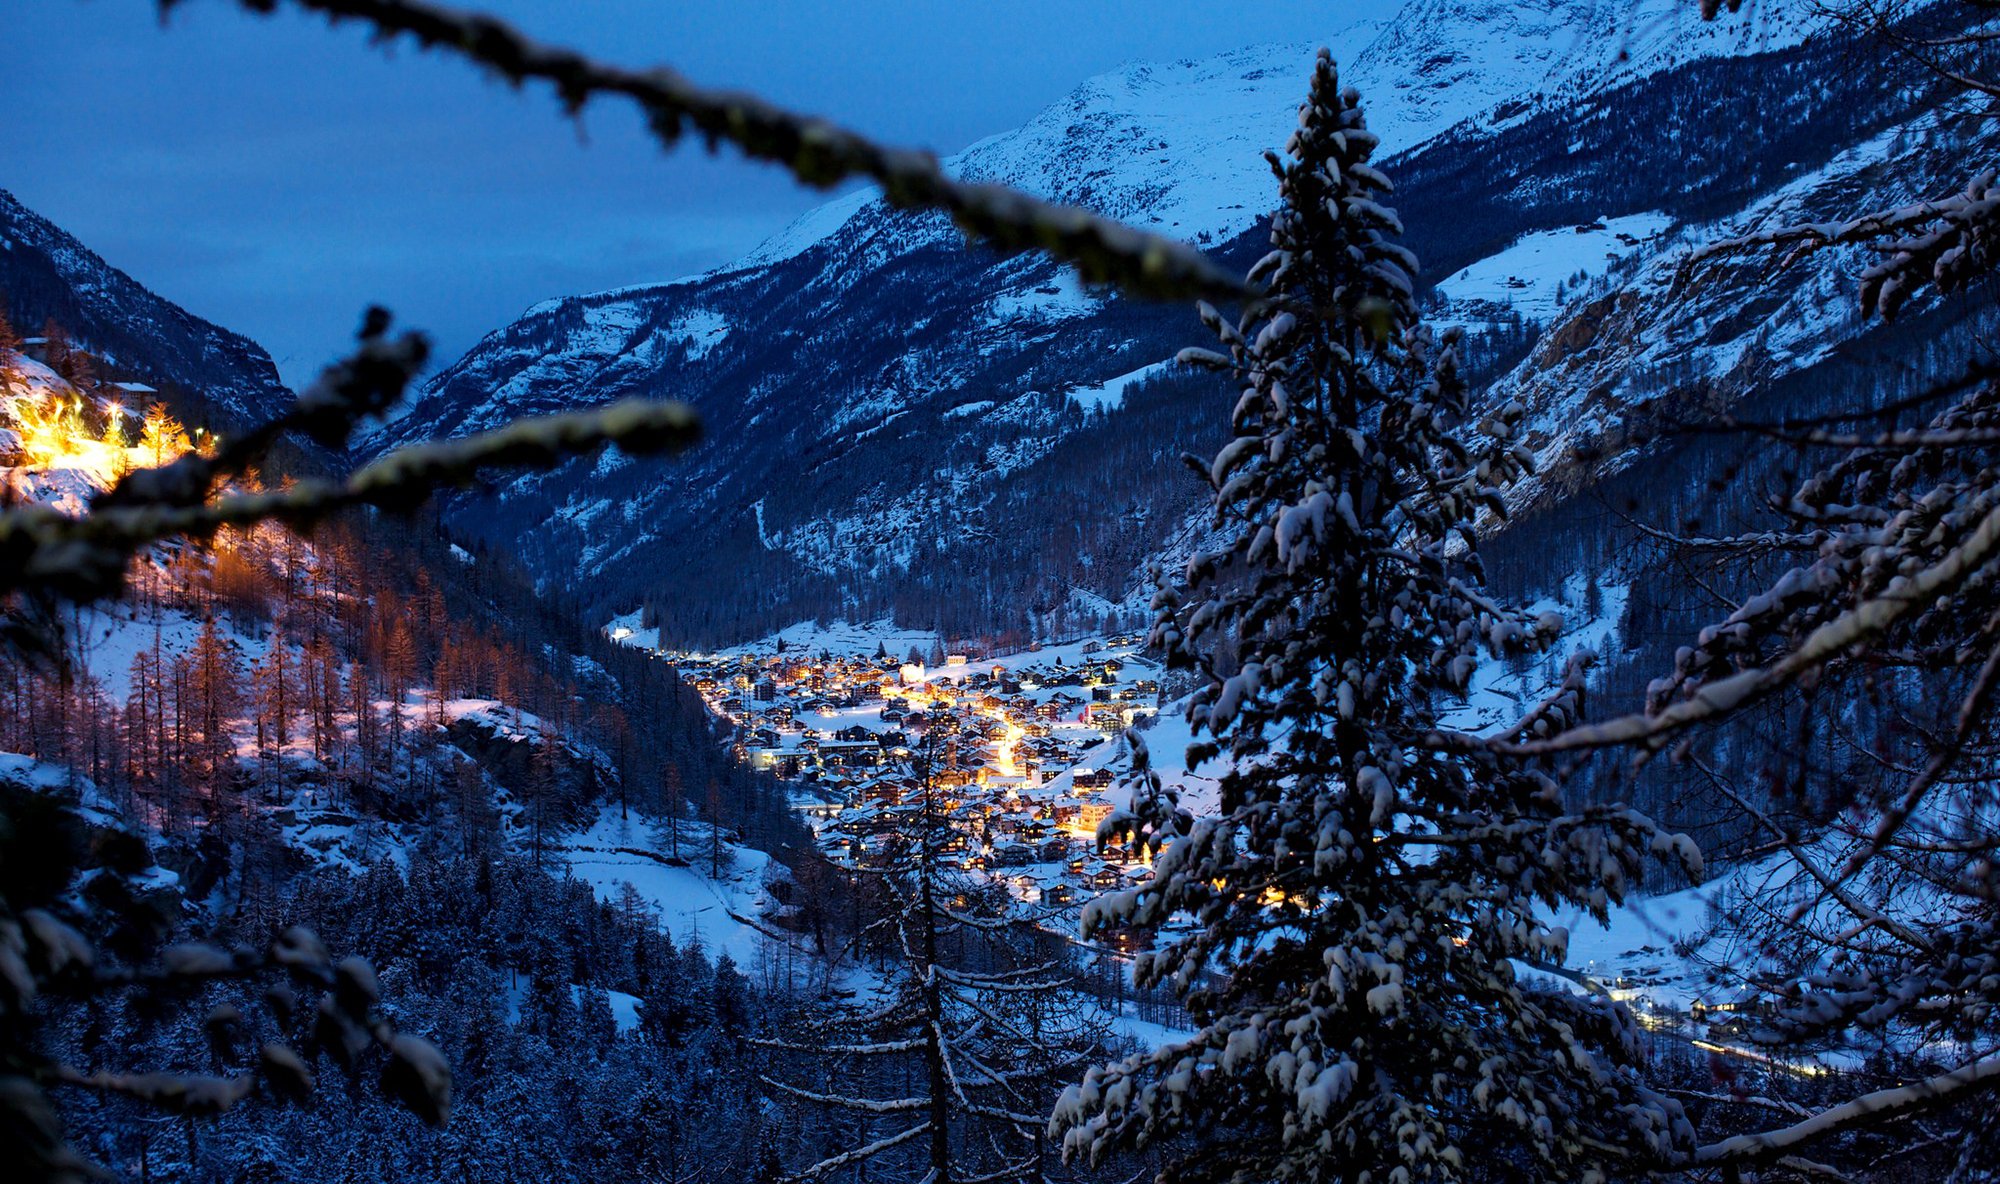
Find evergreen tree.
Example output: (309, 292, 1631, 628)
(139, 401, 189, 468)
(189, 615, 243, 804)
(1051, 53, 1700, 1183)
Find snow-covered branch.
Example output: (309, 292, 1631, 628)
(1694, 1051, 2000, 1167)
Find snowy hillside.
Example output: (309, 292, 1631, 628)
(1489, 111, 1994, 508)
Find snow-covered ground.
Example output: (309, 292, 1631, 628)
(1435, 212, 1674, 324)
(0, 754, 179, 892)
(604, 612, 945, 663)
(1067, 359, 1175, 415)
(554, 807, 786, 967)
(69, 603, 266, 702)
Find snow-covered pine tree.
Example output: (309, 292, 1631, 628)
(761, 731, 1108, 1183)
(1050, 51, 1702, 1184)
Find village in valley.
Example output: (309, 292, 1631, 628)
(608, 622, 1197, 931)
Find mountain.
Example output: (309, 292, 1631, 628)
(0, 189, 292, 432)
(379, 0, 1963, 648)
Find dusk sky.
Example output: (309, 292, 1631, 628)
(8, 1, 1369, 386)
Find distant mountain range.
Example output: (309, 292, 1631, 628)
(8, 0, 1985, 654)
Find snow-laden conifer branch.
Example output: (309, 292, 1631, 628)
(184, 0, 1254, 306)
(1503, 489, 2000, 755)
(1681, 167, 2000, 320)
(779, 1119, 934, 1182)
(7, 909, 452, 1181)
(750, 1036, 927, 1056)
(760, 1079, 930, 1113)
(1694, 1052, 2000, 1166)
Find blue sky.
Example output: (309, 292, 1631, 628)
(7, 1, 1373, 386)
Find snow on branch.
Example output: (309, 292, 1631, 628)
(759, 1078, 931, 1113)
(1693, 1051, 2000, 1167)
(1680, 169, 2000, 320)
(185, 0, 1254, 306)
(1503, 493, 2000, 755)
(781, 1119, 934, 1182)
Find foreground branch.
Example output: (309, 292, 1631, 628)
(184, 0, 1254, 306)
(1693, 1051, 2000, 1167)
(0, 309, 699, 607)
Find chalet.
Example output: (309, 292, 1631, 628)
(992, 841, 1034, 867)
(820, 743, 880, 769)
(748, 748, 805, 778)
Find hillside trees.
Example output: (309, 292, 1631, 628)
(762, 732, 1111, 1184)
(1050, 53, 1703, 1183)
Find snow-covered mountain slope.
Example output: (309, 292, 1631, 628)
(0, 189, 292, 431)
(734, 0, 1820, 272)
(1493, 108, 1996, 510)
(379, 0, 1938, 647)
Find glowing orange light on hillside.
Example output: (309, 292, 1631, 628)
(4, 390, 192, 490)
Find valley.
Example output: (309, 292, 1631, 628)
(6, 0, 2000, 1180)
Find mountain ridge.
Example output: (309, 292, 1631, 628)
(377, 0, 1935, 648)
(0, 188, 292, 433)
